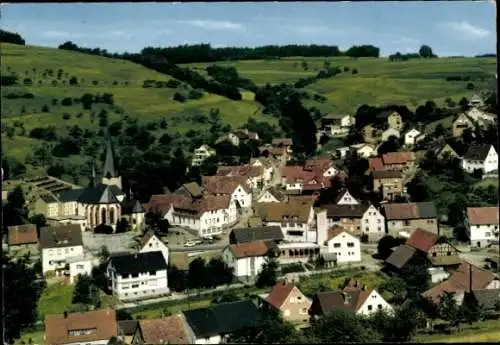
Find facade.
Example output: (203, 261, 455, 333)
(383, 202, 438, 235)
(325, 226, 361, 263)
(68, 252, 99, 284)
(461, 144, 498, 174)
(192, 145, 216, 167)
(121, 198, 146, 232)
(7, 224, 39, 259)
(372, 170, 404, 201)
(277, 242, 321, 264)
(321, 203, 384, 238)
(465, 207, 499, 248)
(222, 240, 275, 279)
(404, 128, 424, 146)
(250, 158, 274, 184)
(387, 111, 403, 130)
(319, 115, 355, 136)
(40, 224, 84, 276)
(202, 176, 253, 208)
(216, 165, 265, 191)
(335, 189, 359, 205)
(44, 308, 117, 345)
(138, 230, 170, 265)
(381, 128, 400, 142)
(452, 113, 475, 137)
(262, 282, 312, 325)
(106, 251, 169, 301)
(256, 188, 285, 203)
(355, 144, 376, 158)
(381, 151, 416, 172)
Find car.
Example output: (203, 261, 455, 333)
(193, 240, 203, 245)
(184, 241, 196, 247)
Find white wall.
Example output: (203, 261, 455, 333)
(42, 245, 84, 274)
(361, 205, 386, 235)
(108, 264, 169, 301)
(231, 186, 252, 208)
(356, 290, 393, 316)
(69, 259, 95, 284)
(194, 335, 223, 344)
(337, 192, 359, 205)
(222, 248, 266, 278)
(484, 146, 498, 173)
(326, 232, 361, 263)
(264, 207, 315, 242)
(357, 146, 375, 158)
(139, 235, 170, 266)
(257, 191, 280, 203)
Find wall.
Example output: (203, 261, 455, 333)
(139, 236, 170, 265)
(235, 256, 266, 278)
(387, 218, 438, 235)
(42, 245, 84, 274)
(484, 147, 498, 173)
(361, 206, 386, 238)
(357, 290, 393, 316)
(279, 287, 311, 324)
(468, 223, 499, 248)
(257, 191, 280, 203)
(326, 232, 361, 263)
(69, 259, 94, 284)
(327, 217, 361, 235)
(110, 266, 169, 301)
(231, 186, 252, 208)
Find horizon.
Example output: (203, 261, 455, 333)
(1, 2, 497, 58)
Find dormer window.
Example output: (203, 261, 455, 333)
(68, 328, 97, 337)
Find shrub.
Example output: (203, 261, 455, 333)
(173, 92, 186, 102)
(38, 80, 42, 85)
(76, 112, 83, 118)
(352, 68, 359, 74)
(92, 80, 99, 85)
(188, 89, 204, 100)
(61, 97, 73, 106)
(51, 80, 58, 86)
(42, 105, 50, 113)
(23, 78, 33, 85)
(112, 81, 118, 85)
(62, 113, 71, 120)
(51, 98, 58, 105)
(466, 82, 475, 90)
(69, 76, 78, 85)
(166, 79, 181, 88)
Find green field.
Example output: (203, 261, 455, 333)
(416, 319, 500, 343)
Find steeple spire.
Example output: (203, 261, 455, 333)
(102, 137, 118, 179)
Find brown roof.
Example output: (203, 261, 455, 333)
(45, 308, 117, 345)
(304, 159, 333, 173)
(250, 157, 274, 168)
(145, 194, 190, 214)
(265, 282, 296, 309)
(313, 289, 372, 315)
(281, 166, 318, 184)
(382, 203, 419, 220)
(406, 228, 439, 253)
(272, 138, 293, 146)
(139, 229, 158, 249)
(381, 151, 415, 165)
(327, 225, 348, 241)
(202, 176, 251, 195)
(368, 157, 384, 171)
(179, 182, 204, 198)
(372, 170, 403, 179)
(385, 244, 416, 269)
(255, 202, 312, 223)
(260, 146, 287, 156)
(137, 315, 189, 344)
(216, 165, 264, 178)
(423, 262, 498, 303)
(228, 240, 275, 258)
(467, 207, 499, 225)
(8, 224, 38, 246)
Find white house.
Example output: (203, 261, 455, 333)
(256, 187, 285, 203)
(324, 226, 361, 263)
(465, 207, 499, 248)
(355, 289, 394, 316)
(361, 204, 386, 240)
(320, 115, 355, 136)
(381, 128, 401, 142)
(192, 145, 216, 166)
(138, 230, 170, 265)
(222, 240, 274, 279)
(336, 146, 352, 159)
(404, 128, 425, 146)
(468, 94, 484, 108)
(202, 176, 253, 209)
(250, 158, 274, 184)
(335, 189, 359, 205)
(40, 224, 85, 276)
(461, 144, 498, 174)
(106, 251, 169, 301)
(466, 108, 496, 125)
(350, 143, 376, 158)
(67, 252, 99, 284)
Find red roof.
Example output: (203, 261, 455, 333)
(8, 224, 38, 246)
(381, 152, 415, 165)
(265, 282, 295, 309)
(467, 207, 499, 225)
(368, 157, 384, 171)
(406, 228, 439, 253)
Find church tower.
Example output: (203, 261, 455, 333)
(101, 138, 122, 190)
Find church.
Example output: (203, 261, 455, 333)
(34, 138, 145, 232)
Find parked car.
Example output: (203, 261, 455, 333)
(184, 241, 196, 247)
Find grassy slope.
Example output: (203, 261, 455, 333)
(184, 56, 497, 114)
(1, 43, 272, 163)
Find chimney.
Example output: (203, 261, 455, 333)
(64, 311, 68, 319)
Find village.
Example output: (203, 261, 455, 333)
(2, 90, 499, 344)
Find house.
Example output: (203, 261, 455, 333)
(375, 110, 403, 131)
(261, 282, 312, 325)
(362, 124, 379, 144)
(232, 128, 259, 142)
(192, 145, 216, 167)
(336, 146, 352, 159)
(422, 262, 500, 305)
(321, 203, 385, 239)
(381, 128, 400, 142)
(466, 107, 497, 127)
(106, 251, 169, 301)
(256, 187, 286, 203)
(229, 226, 284, 245)
(465, 207, 499, 248)
(202, 175, 252, 208)
(452, 113, 475, 137)
(254, 201, 316, 242)
(250, 157, 275, 184)
(431, 143, 459, 161)
(216, 165, 265, 190)
(182, 300, 261, 344)
(468, 94, 484, 108)
(8, 224, 39, 259)
(222, 240, 278, 279)
(67, 251, 99, 284)
(118, 320, 138, 345)
(280, 166, 319, 192)
(404, 128, 425, 146)
(173, 182, 205, 201)
(40, 224, 84, 276)
(381, 151, 416, 172)
(319, 114, 355, 136)
(463, 289, 500, 317)
(351, 143, 376, 158)
(304, 158, 338, 180)
(277, 242, 321, 264)
(309, 286, 393, 319)
(372, 170, 404, 201)
(461, 144, 498, 174)
(259, 145, 289, 162)
(334, 189, 359, 205)
(385, 228, 461, 271)
(272, 138, 293, 154)
(138, 230, 170, 265)
(44, 308, 117, 345)
(120, 197, 146, 231)
(382, 202, 438, 235)
(132, 315, 190, 345)
(324, 226, 361, 263)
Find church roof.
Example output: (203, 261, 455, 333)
(78, 184, 122, 204)
(121, 199, 145, 214)
(103, 138, 119, 178)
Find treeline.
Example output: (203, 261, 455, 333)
(1, 30, 25, 45)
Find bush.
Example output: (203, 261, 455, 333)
(188, 89, 204, 100)
(69, 76, 78, 85)
(92, 80, 99, 85)
(51, 98, 58, 105)
(61, 97, 72, 106)
(76, 112, 83, 118)
(62, 113, 71, 120)
(23, 78, 33, 85)
(352, 68, 359, 75)
(42, 105, 50, 113)
(112, 81, 118, 85)
(173, 92, 186, 102)
(51, 80, 57, 86)
(166, 79, 181, 88)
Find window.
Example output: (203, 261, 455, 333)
(333, 243, 341, 248)
(368, 305, 373, 311)
(377, 219, 381, 224)
(404, 220, 411, 226)
(149, 270, 156, 276)
(365, 219, 368, 223)
(485, 232, 491, 237)
(131, 273, 139, 278)
(377, 305, 382, 310)
(76, 264, 84, 269)
(347, 242, 354, 248)
(447, 251, 451, 256)
(131, 284, 139, 288)
(149, 243, 152, 247)
(432, 253, 437, 257)
(365, 227, 369, 232)
(427, 219, 434, 224)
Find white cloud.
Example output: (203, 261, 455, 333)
(177, 19, 244, 31)
(438, 21, 490, 40)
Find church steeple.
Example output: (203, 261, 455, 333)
(101, 137, 122, 190)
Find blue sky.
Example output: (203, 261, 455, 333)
(1, 1, 496, 57)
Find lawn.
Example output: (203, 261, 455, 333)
(416, 319, 500, 343)
(15, 325, 45, 345)
(36, 282, 75, 321)
(474, 178, 499, 189)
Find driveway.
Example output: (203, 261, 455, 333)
(82, 232, 136, 254)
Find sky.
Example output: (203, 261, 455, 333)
(1, 1, 497, 57)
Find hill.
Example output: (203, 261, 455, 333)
(183, 56, 497, 114)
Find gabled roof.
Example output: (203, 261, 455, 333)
(333, 189, 359, 204)
(216, 165, 264, 179)
(109, 251, 167, 276)
(118, 320, 139, 336)
(39, 224, 83, 249)
(471, 289, 500, 310)
(121, 198, 145, 215)
(78, 184, 122, 204)
(145, 194, 190, 214)
(8, 224, 38, 246)
(260, 187, 286, 202)
(381, 152, 415, 165)
(406, 228, 439, 253)
(58, 188, 85, 202)
(183, 301, 261, 338)
(382, 202, 437, 220)
(227, 240, 277, 259)
(255, 202, 313, 223)
(467, 207, 499, 225)
(40, 193, 59, 203)
(272, 138, 293, 146)
(45, 308, 117, 345)
(385, 244, 416, 269)
(103, 138, 119, 178)
(265, 282, 296, 309)
(138, 229, 164, 250)
(368, 157, 384, 171)
(202, 176, 251, 195)
(463, 144, 493, 161)
(230, 226, 284, 244)
(312, 289, 372, 315)
(326, 225, 349, 241)
(137, 315, 189, 344)
(322, 204, 369, 218)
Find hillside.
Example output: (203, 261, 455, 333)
(1, 43, 271, 162)
(184, 56, 497, 114)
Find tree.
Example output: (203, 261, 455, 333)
(28, 213, 46, 237)
(406, 172, 430, 202)
(42, 104, 50, 112)
(377, 235, 396, 259)
(206, 258, 233, 287)
(173, 92, 186, 102)
(380, 277, 407, 304)
(72, 274, 100, 307)
(212, 291, 240, 304)
(187, 257, 207, 289)
(419, 45, 434, 58)
(94, 224, 113, 234)
(460, 293, 485, 324)
(439, 291, 460, 327)
(69, 76, 78, 85)
(377, 135, 400, 155)
(107, 336, 124, 345)
(115, 218, 131, 233)
(3, 253, 45, 343)
(98, 245, 110, 263)
(3, 185, 29, 227)
(256, 255, 279, 288)
(167, 264, 187, 292)
(401, 257, 431, 298)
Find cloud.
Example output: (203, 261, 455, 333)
(177, 19, 244, 31)
(438, 21, 490, 40)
